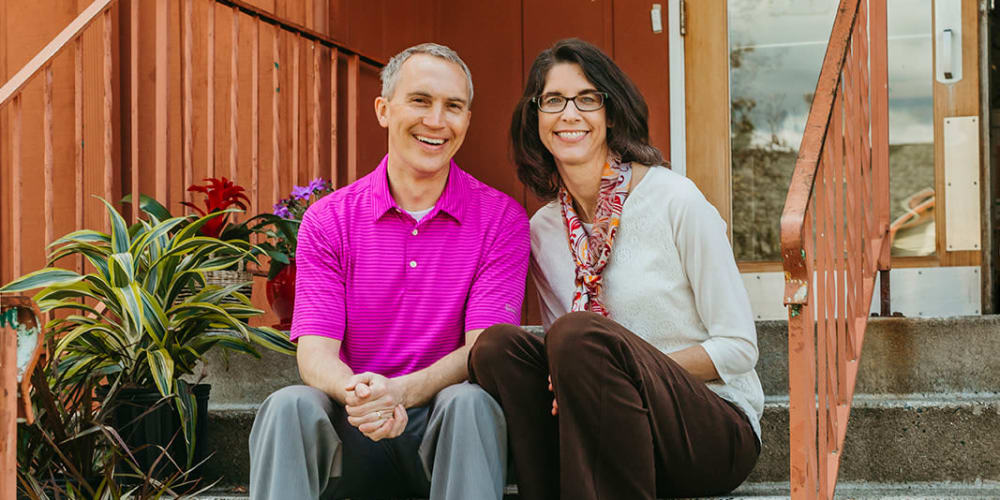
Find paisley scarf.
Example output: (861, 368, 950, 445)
(558, 158, 631, 315)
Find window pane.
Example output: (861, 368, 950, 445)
(727, 0, 936, 261)
(728, 0, 838, 262)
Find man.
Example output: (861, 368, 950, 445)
(249, 43, 529, 500)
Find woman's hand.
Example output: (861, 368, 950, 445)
(548, 375, 558, 416)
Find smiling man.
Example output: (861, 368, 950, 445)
(248, 44, 529, 500)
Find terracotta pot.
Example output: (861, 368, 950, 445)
(265, 261, 296, 330)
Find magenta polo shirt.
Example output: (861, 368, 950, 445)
(290, 155, 530, 378)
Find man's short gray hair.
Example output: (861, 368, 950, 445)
(380, 43, 474, 106)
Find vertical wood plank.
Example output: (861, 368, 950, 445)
(44, 66, 54, 248)
(75, 36, 84, 271)
(230, 6, 239, 181)
(311, 43, 319, 180)
(329, 47, 338, 184)
(292, 37, 300, 187)
(130, 0, 139, 222)
(155, 0, 169, 207)
(347, 53, 358, 183)
(184, 0, 193, 204)
(207, 0, 215, 179)
(104, 9, 114, 221)
(12, 96, 22, 278)
(252, 17, 260, 213)
(0, 311, 15, 500)
(272, 26, 280, 204)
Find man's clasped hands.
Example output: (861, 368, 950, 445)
(344, 372, 409, 441)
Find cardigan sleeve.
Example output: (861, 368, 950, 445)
(669, 177, 759, 383)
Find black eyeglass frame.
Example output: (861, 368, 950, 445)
(531, 91, 609, 113)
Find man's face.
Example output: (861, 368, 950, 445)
(375, 54, 472, 178)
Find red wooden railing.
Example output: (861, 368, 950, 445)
(780, 0, 890, 498)
(0, 1, 382, 497)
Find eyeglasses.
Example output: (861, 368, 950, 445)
(532, 92, 608, 113)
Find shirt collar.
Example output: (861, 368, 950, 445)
(370, 155, 468, 223)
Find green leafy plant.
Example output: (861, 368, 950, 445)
(1, 197, 296, 466)
(250, 177, 334, 280)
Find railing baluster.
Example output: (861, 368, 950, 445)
(104, 10, 114, 227)
(184, 0, 193, 205)
(871, 0, 891, 275)
(272, 26, 280, 205)
(75, 36, 84, 271)
(330, 47, 338, 184)
(231, 6, 239, 181)
(252, 16, 260, 214)
(155, 0, 169, 207)
(347, 53, 359, 183)
(12, 96, 22, 278)
(292, 36, 300, 187)
(826, 91, 841, 443)
(44, 65, 54, 248)
(834, 86, 849, 408)
(131, 0, 139, 222)
(815, 150, 829, 499)
(207, 0, 216, 178)
(312, 43, 320, 180)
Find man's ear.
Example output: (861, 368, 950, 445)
(374, 96, 389, 128)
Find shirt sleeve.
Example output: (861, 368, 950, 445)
(670, 178, 759, 383)
(289, 205, 347, 342)
(464, 201, 531, 332)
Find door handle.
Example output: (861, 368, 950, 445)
(935, 0, 962, 83)
(942, 28, 953, 79)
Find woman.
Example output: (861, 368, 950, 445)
(469, 38, 763, 500)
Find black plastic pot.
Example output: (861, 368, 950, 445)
(108, 384, 211, 480)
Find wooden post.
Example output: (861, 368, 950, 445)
(1, 308, 16, 500)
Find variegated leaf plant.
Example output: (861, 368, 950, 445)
(0, 197, 296, 466)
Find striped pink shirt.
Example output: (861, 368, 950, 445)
(290, 156, 530, 377)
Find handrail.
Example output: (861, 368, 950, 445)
(0, 0, 115, 109)
(214, 0, 385, 68)
(779, 0, 890, 498)
(780, 0, 859, 297)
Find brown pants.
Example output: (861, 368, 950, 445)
(469, 311, 759, 500)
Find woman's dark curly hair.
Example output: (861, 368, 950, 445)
(511, 38, 664, 201)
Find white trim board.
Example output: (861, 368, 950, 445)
(741, 266, 981, 320)
(668, 0, 687, 176)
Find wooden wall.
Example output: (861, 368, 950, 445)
(2, 0, 690, 326)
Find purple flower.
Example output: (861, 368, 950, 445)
(273, 203, 291, 218)
(290, 185, 312, 201)
(307, 178, 328, 193)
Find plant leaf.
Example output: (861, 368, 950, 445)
(248, 326, 296, 355)
(0, 267, 84, 293)
(146, 348, 175, 398)
(96, 196, 131, 255)
(175, 379, 198, 467)
(108, 252, 136, 288)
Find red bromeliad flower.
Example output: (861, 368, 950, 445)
(180, 177, 251, 238)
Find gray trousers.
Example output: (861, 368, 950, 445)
(248, 382, 507, 500)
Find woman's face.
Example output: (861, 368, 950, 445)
(537, 63, 609, 169)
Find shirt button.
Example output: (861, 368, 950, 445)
(412, 229, 418, 236)
(409, 260, 417, 268)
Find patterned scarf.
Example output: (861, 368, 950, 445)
(558, 158, 632, 316)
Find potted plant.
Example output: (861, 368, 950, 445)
(133, 177, 258, 304)
(1, 197, 295, 478)
(250, 178, 335, 329)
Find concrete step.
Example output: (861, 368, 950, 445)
(202, 316, 1000, 406)
(198, 393, 1000, 488)
(756, 316, 1000, 396)
(194, 480, 1000, 499)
